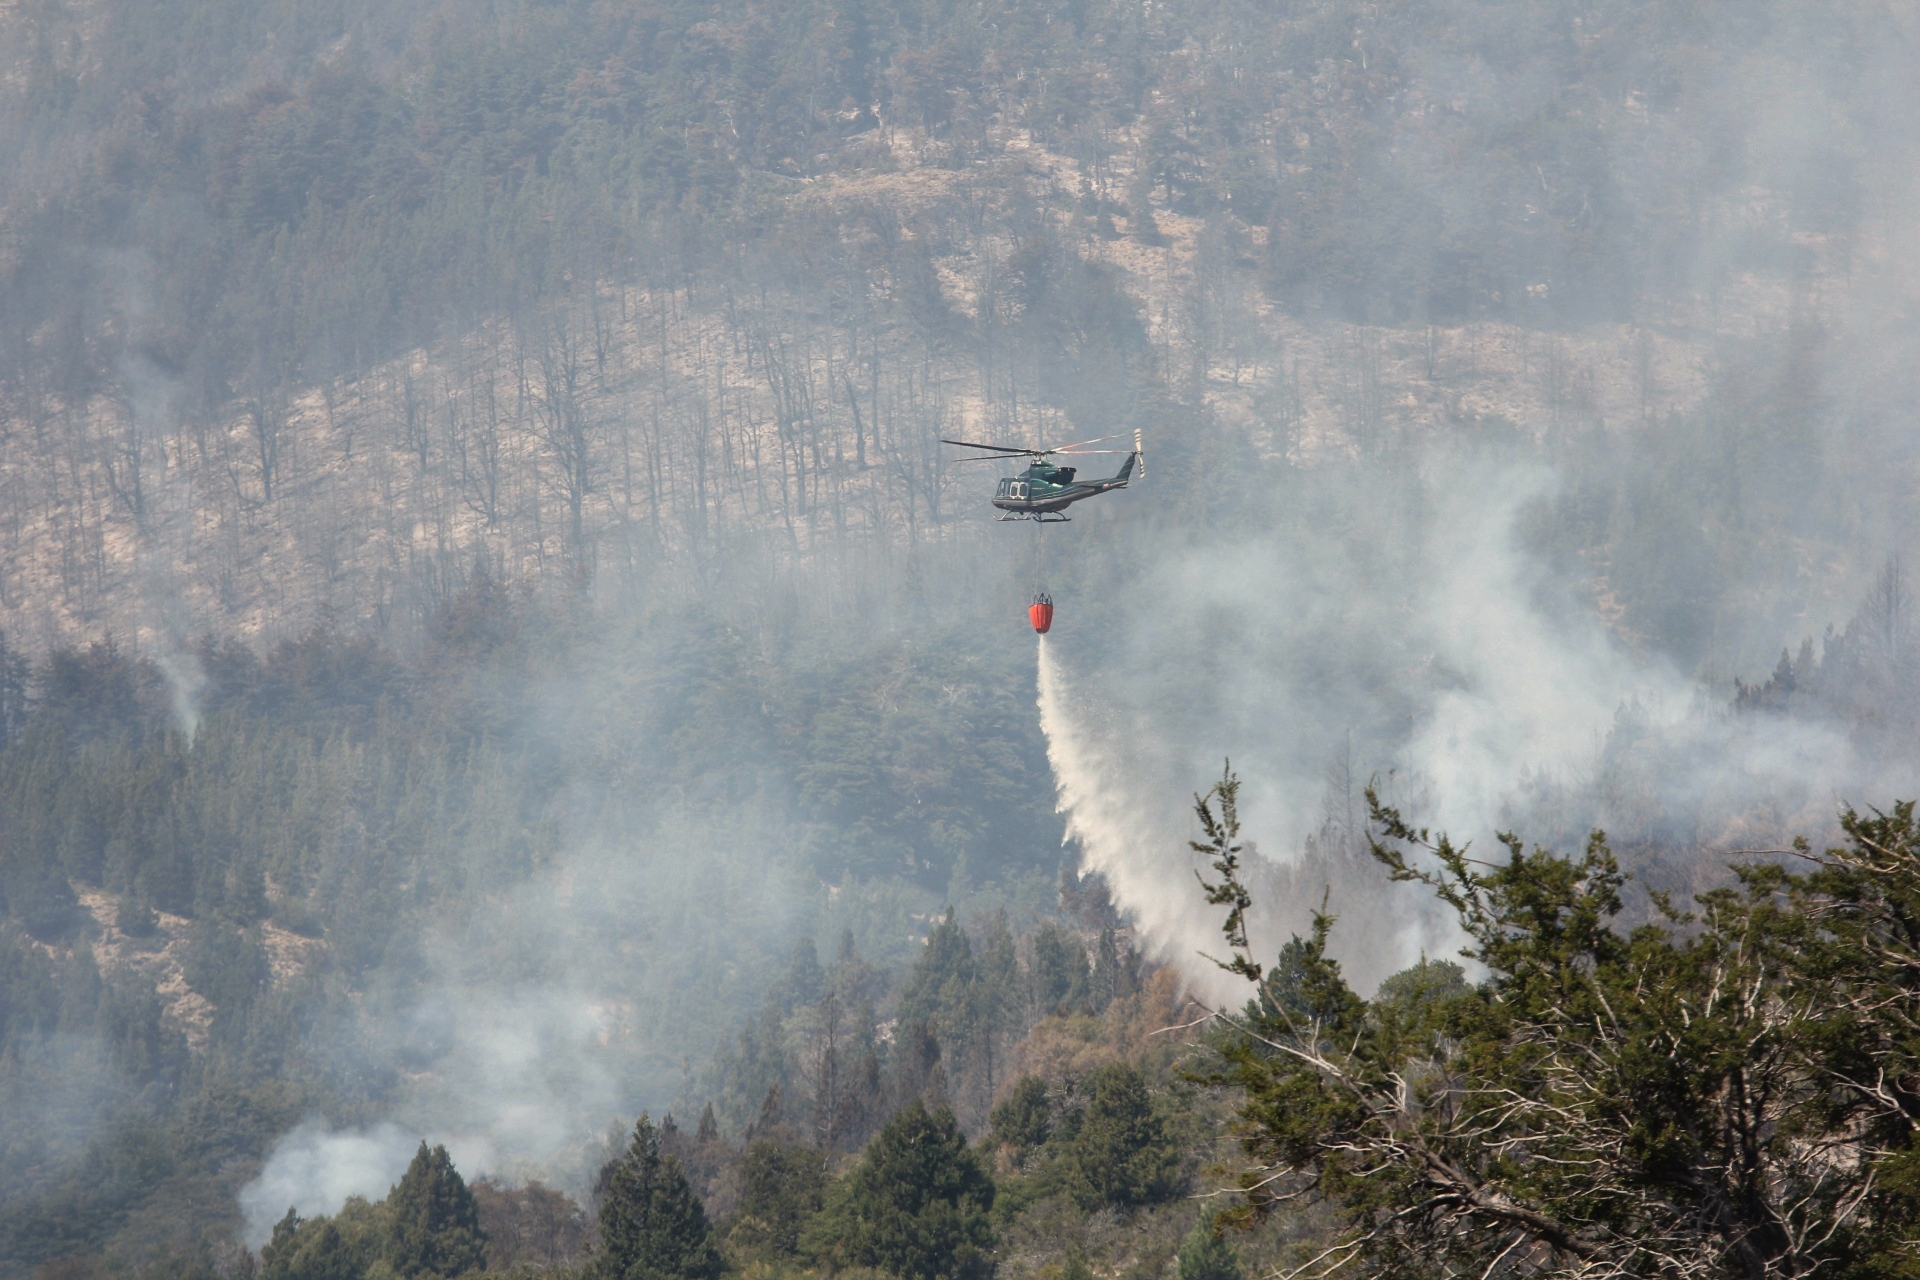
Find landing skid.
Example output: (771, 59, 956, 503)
(999, 513, 1072, 522)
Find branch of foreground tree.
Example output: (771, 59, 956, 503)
(1191, 766, 1920, 1280)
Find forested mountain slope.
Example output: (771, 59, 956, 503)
(2, 3, 1920, 1280)
(0, 0, 1909, 665)
(0, 601, 1069, 1275)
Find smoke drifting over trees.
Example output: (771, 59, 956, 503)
(1, 1, 1919, 1278)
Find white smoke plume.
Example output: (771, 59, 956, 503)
(235, 761, 944, 1241)
(153, 648, 207, 740)
(1037, 452, 1889, 996)
(239, 1122, 419, 1245)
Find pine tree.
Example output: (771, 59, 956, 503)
(387, 1143, 487, 1279)
(731, 1140, 827, 1257)
(293, 1222, 362, 1280)
(805, 1100, 994, 1280)
(989, 1075, 1052, 1160)
(775, 936, 826, 1009)
(1066, 1062, 1179, 1210)
(13, 844, 78, 941)
(896, 908, 975, 1032)
(0, 630, 28, 752)
(592, 1116, 723, 1280)
(1028, 924, 1089, 1016)
(261, 1209, 305, 1280)
(1177, 1220, 1242, 1280)
(263, 1214, 374, 1280)
(1196, 776, 1920, 1280)
(1090, 929, 1139, 1007)
(974, 911, 1020, 1092)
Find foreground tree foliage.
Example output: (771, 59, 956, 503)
(1194, 766, 1920, 1280)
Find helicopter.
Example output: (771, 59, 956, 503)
(942, 430, 1143, 521)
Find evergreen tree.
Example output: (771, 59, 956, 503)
(0, 631, 27, 752)
(989, 1075, 1052, 1160)
(896, 908, 975, 1032)
(10, 845, 78, 941)
(1258, 926, 1365, 1027)
(387, 1143, 487, 1279)
(263, 1210, 385, 1280)
(1028, 924, 1089, 1016)
(593, 1116, 723, 1280)
(261, 1209, 306, 1280)
(1176, 1220, 1242, 1280)
(775, 936, 826, 1010)
(751, 1083, 788, 1137)
(1090, 929, 1139, 1007)
(905, 1018, 959, 1113)
(1196, 772, 1920, 1280)
(287, 1222, 361, 1280)
(976, 913, 1019, 1003)
(975, 911, 1021, 1089)
(117, 893, 160, 937)
(731, 1140, 827, 1257)
(805, 1101, 994, 1280)
(1371, 956, 1468, 1020)
(1066, 1062, 1179, 1210)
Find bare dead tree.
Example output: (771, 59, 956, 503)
(795, 993, 845, 1149)
(528, 312, 602, 561)
(103, 397, 147, 532)
(246, 381, 284, 505)
(452, 352, 506, 529)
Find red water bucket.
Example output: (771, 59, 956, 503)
(1029, 593, 1054, 634)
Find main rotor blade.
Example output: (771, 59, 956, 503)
(940, 438, 1036, 454)
(949, 454, 1017, 463)
(1046, 434, 1120, 452)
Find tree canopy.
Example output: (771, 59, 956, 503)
(593, 1117, 724, 1280)
(729, 1140, 827, 1258)
(387, 1143, 486, 1280)
(804, 1100, 995, 1280)
(1196, 767, 1920, 1280)
(1064, 1061, 1181, 1211)
(1177, 1218, 1243, 1280)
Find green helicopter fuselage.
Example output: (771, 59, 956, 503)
(990, 453, 1137, 519)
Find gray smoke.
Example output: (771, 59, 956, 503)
(239, 1123, 420, 1246)
(1037, 449, 1891, 997)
